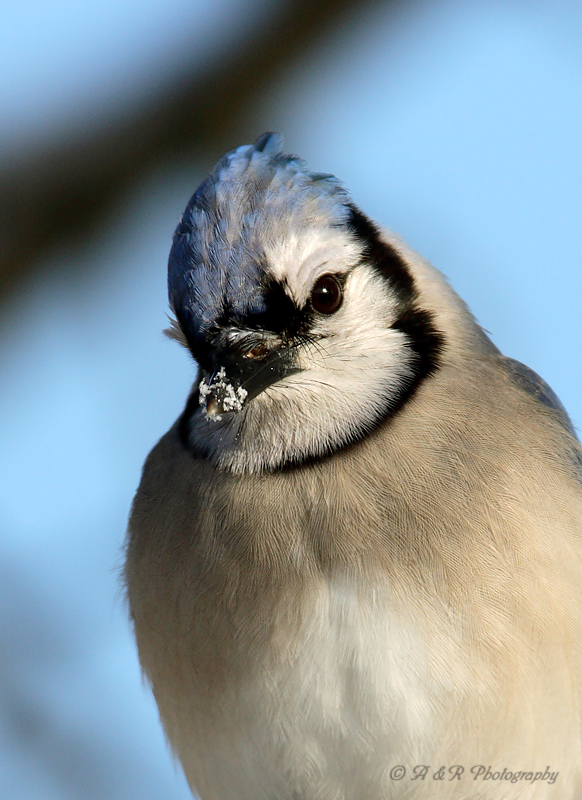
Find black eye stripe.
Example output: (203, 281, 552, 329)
(240, 278, 313, 338)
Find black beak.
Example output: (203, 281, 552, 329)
(199, 343, 299, 417)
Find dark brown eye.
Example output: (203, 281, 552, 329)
(311, 274, 343, 315)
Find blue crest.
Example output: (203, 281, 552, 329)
(167, 133, 349, 346)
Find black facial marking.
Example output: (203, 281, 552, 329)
(177, 201, 446, 470)
(393, 307, 444, 387)
(347, 205, 416, 308)
(275, 205, 447, 472)
(347, 203, 444, 385)
(231, 278, 313, 340)
(174, 272, 314, 384)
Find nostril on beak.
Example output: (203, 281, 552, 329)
(243, 343, 270, 359)
(205, 397, 221, 417)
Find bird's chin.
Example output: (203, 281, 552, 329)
(188, 402, 245, 457)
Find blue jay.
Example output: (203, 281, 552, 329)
(125, 133, 582, 799)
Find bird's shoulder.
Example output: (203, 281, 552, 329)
(499, 355, 578, 440)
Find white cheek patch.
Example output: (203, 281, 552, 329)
(188, 264, 416, 473)
(318, 266, 401, 337)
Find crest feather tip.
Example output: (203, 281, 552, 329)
(253, 131, 284, 154)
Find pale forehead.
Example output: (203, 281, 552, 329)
(263, 225, 363, 305)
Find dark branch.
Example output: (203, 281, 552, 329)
(0, 0, 387, 295)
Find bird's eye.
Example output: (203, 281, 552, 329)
(311, 274, 343, 315)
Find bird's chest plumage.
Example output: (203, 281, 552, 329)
(155, 574, 443, 800)
(142, 562, 577, 800)
(127, 431, 582, 799)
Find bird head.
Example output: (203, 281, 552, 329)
(168, 133, 443, 473)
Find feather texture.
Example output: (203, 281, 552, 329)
(125, 137, 582, 799)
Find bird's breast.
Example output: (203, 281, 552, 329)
(126, 426, 582, 798)
(150, 573, 445, 799)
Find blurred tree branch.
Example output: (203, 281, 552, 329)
(1, 0, 386, 295)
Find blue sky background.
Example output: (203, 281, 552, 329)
(0, 1, 581, 798)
